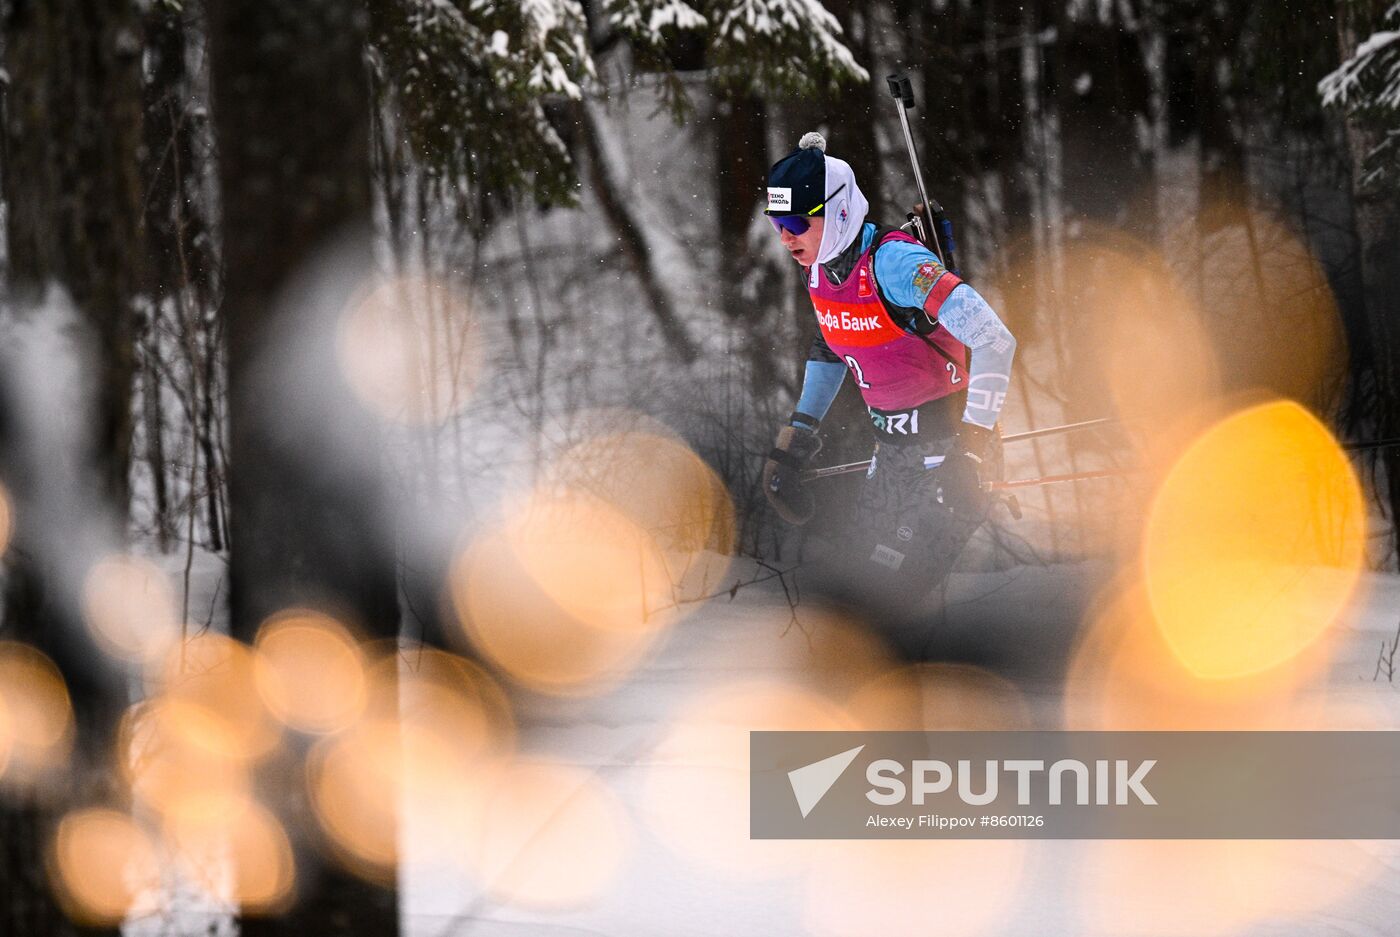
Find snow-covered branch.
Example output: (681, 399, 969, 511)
(708, 0, 868, 94)
(373, 0, 596, 205)
(606, 0, 708, 43)
(1319, 2, 1400, 110)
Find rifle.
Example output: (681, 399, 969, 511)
(886, 72, 959, 277)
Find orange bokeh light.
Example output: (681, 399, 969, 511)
(0, 695, 11, 778)
(153, 633, 283, 762)
(48, 808, 161, 926)
(308, 650, 515, 884)
(465, 760, 630, 909)
(1078, 839, 1379, 936)
(503, 488, 676, 636)
(307, 717, 403, 882)
(1066, 237, 1221, 438)
(386, 648, 515, 760)
(163, 792, 296, 913)
(81, 555, 181, 664)
(336, 274, 480, 425)
(1166, 204, 1347, 411)
(643, 680, 854, 878)
(254, 609, 368, 734)
(845, 663, 1031, 731)
(1064, 577, 1337, 731)
(0, 481, 12, 558)
(119, 699, 252, 819)
(549, 428, 735, 602)
(1143, 400, 1365, 680)
(0, 641, 74, 784)
(449, 501, 668, 696)
(803, 838, 1026, 937)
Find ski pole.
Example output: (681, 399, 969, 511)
(800, 416, 1122, 482)
(803, 434, 1400, 485)
(990, 468, 1138, 491)
(1002, 416, 1117, 444)
(983, 437, 1400, 486)
(797, 425, 1400, 485)
(885, 72, 958, 275)
(1344, 437, 1400, 453)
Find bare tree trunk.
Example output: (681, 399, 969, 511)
(975, 0, 1038, 273)
(1194, 3, 1249, 231)
(143, 0, 215, 307)
(909, 0, 974, 266)
(1335, 0, 1400, 559)
(824, 0, 885, 221)
(0, 547, 125, 937)
(140, 329, 174, 551)
(715, 89, 769, 323)
(0, 800, 73, 936)
(0, 0, 147, 930)
(576, 99, 700, 362)
(199, 345, 225, 552)
(143, 1, 222, 552)
(2, 0, 145, 517)
(1129, 0, 1168, 244)
(209, 0, 401, 933)
(713, 86, 804, 396)
(1019, 1, 1056, 308)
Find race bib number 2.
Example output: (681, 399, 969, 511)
(844, 354, 872, 389)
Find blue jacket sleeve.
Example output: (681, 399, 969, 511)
(793, 360, 847, 429)
(932, 284, 1017, 429)
(872, 238, 955, 310)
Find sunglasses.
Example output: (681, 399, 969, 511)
(770, 215, 811, 236)
(769, 183, 847, 236)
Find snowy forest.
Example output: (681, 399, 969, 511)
(2, 0, 1400, 934)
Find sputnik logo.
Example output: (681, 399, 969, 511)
(787, 745, 865, 818)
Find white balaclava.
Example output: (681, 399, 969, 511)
(799, 132, 870, 266)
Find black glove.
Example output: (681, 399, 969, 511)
(763, 419, 823, 525)
(931, 422, 993, 518)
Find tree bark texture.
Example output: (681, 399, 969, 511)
(715, 88, 769, 322)
(2, 0, 146, 516)
(0, 1, 147, 932)
(209, 0, 401, 932)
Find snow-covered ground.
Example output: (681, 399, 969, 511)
(390, 558, 1400, 937)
